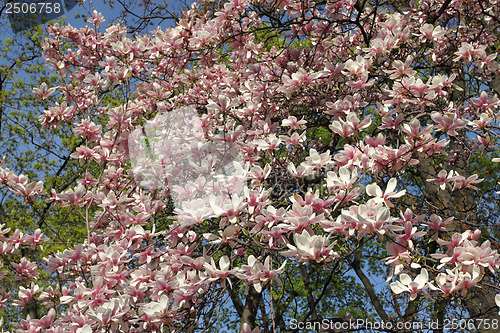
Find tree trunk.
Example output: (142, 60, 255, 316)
(240, 285, 261, 332)
(416, 155, 500, 332)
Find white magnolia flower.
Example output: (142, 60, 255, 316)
(390, 268, 431, 301)
(366, 178, 406, 208)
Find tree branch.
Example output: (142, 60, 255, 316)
(427, 0, 453, 24)
(352, 244, 389, 321)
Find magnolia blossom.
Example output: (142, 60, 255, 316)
(282, 230, 338, 263)
(424, 214, 454, 239)
(326, 166, 358, 192)
(429, 271, 463, 297)
(235, 255, 286, 292)
(452, 174, 483, 191)
(390, 269, 431, 300)
(287, 162, 314, 178)
(33, 82, 56, 99)
(418, 23, 445, 40)
(471, 91, 500, 111)
(13, 283, 40, 307)
(366, 178, 406, 208)
(282, 116, 307, 129)
(75, 325, 93, 333)
(304, 148, 333, 169)
(330, 112, 371, 137)
(431, 111, 467, 136)
(7, 174, 44, 199)
(427, 170, 457, 190)
(204, 255, 234, 285)
(385, 241, 412, 279)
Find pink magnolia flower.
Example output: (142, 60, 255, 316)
(78, 172, 99, 187)
(385, 241, 412, 278)
(32, 82, 56, 99)
(13, 283, 40, 307)
(386, 56, 416, 79)
(353, 203, 393, 238)
(76, 324, 93, 333)
(451, 174, 484, 191)
(57, 184, 91, 207)
(427, 170, 458, 190)
(87, 298, 130, 330)
(287, 162, 314, 178)
(74, 118, 102, 140)
(39, 101, 75, 128)
(431, 111, 467, 136)
(282, 116, 307, 129)
(280, 68, 321, 97)
(418, 23, 445, 41)
(343, 55, 371, 76)
(429, 270, 463, 297)
(329, 119, 354, 137)
(235, 255, 286, 292)
(12, 257, 39, 281)
(401, 118, 433, 145)
(460, 240, 499, 271)
(326, 166, 358, 193)
(391, 221, 427, 249)
(304, 149, 333, 170)
(142, 294, 173, 318)
(424, 214, 454, 238)
(469, 113, 493, 129)
(280, 131, 306, 146)
(458, 266, 482, 297)
(453, 42, 475, 62)
(204, 255, 234, 284)
(70, 146, 100, 164)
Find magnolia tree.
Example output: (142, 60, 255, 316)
(1, 0, 500, 332)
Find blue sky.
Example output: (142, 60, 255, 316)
(1, 0, 185, 37)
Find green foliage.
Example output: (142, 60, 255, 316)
(0, 11, 92, 327)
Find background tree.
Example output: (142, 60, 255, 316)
(0, 0, 500, 332)
(0, 0, 128, 326)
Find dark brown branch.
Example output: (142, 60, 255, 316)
(228, 284, 244, 318)
(352, 244, 389, 321)
(301, 262, 340, 324)
(300, 265, 319, 322)
(427, 0, 453, 24)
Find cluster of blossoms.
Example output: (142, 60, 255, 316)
(0, 0, 499, 331)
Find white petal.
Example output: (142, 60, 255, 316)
(295, 229, 311, 244)
(415, 269, 429, 287)
(248, 255, 257, 267)
(386, 178, 397, 192)
(376, 207, 391, 221)
(76, 325, 93, 333)
(390, 281, 407, 294)
(219, 255, 230, 271)
(366, 183, 381, 197)
(399, 273, 412, 285)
